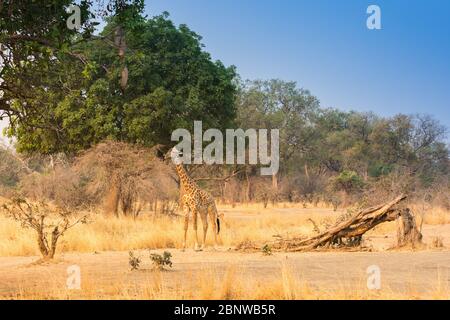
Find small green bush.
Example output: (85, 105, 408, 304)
(150, 251, 173, 270)
(128, 251, 141, 270)
(262, 244, 272, 256)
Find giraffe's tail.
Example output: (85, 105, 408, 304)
(210, 203, 221, 234)
(215, 211, 224, 235)
(216, 217, 221, 234)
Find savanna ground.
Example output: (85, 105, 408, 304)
(0, 201, 449, 300)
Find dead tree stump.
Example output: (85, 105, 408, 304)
(396, 208, 423, 248)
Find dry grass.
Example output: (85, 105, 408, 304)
(217, 200, 334, 210)
(0, 205, 335, 257)
(1, 200, 448, 300)
(413, 205, 450, 225)
(6, 262, 450, 300)
(0, 202, 449, 257)
(0, 214, 318, 257)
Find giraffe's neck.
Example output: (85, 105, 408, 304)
(176, 164, 199, 192)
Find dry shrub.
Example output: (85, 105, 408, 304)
(73, 141, 177, 216)
(400, 178, 449, 226)
(1, 198, 87, 260)
(433, 189, 450, 210)
(431, 236, 444, 248)
(0, 147, 23, 188)
(20, 166, 95, 209)
(17, 141, 178, 215)
(415, 178, 450, 210)
(280, 173, 327, 205)
(222, 177, 242, 206)
(253, 177, 279, 208)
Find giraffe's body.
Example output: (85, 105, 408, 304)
(174, 161, 220, 251)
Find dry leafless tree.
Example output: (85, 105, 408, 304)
(2, 198, 88, 260)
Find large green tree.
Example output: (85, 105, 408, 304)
(1, 1, 236, 154)
(236, 79, 320, 189)
(0, 1, 96, 153)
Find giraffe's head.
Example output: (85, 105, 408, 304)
(170, 147, 183, 165)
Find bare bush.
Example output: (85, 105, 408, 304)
(222, 178, 242, 207)
(280, 173, 327, 205)
(253, 177, 278, 208)
(359, 167, 414, 208)
(19, 166, 95, 209)
(0, 147, 30, 196)
(431, 236, 444, 248)
(1, 198, 87, 260)
(74, 141, 177, 217)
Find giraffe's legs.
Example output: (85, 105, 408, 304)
(182, 206, 189, 251)
(208, 206, 218, 249)
(200, 209, 208, 250)
(192, 209, 201, 251)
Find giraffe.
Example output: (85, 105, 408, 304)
(171, 148, 220, 251)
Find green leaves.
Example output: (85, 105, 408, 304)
(332, 170, 365, 193)
(2, 5, 236, 154)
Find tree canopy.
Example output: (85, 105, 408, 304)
(236, 80, 449, 190)
(0, 1, 237, 153)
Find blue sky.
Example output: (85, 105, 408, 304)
(144, 0, 450, 131)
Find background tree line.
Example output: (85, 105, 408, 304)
(0, 1, 448, 215)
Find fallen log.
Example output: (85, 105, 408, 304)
(237, 194, 422, 252)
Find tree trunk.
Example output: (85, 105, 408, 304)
(245, 169, 251, 203)
(342, 191, 348, 207)
(304, 163, 310, 181)
(36, 216, 50, 258)
(115, 25, 128, 91)
(223, 181, 228, 203)
(396, 208, 423, 247)
(47, 228, 60, 260)
(36, 226, 59, 260)
(272, 173, 278, 190)
(37, 233, 49, 258)
(121, 192, 135, 216)
(104, 183, 120, 217)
